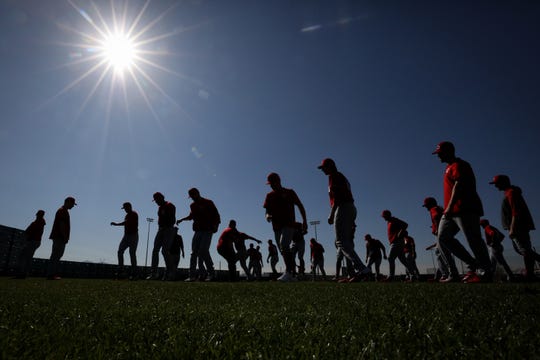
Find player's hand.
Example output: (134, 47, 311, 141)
(328, 216, 334, 225)
(110, 222, 115, 226)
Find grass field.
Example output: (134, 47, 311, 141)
(1, 278, 539, 359)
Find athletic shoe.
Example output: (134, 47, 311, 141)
(47, 276, 62, 280)
(338, 277, 351, 283)
(277, 272, 294, 282)
(461, 271, 476, 282)
(184, 277, 197, 282)
(463, 273, 481, 283)
(439, 276, 459, 283)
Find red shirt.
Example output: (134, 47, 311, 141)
(310, 242, 325, 261)
(264, 188, 302, 231)
(158, 202, 176, 228)
(484, 225, 504, 247)
(502, 186, 535, 232)
(386, 217, 408, 244)
(124, 211, 138, 235)
(429, 206, 444, 235)
(217, 227, 236, 252)
(403, 236, 415, 253)
(443, 158, 483, 216)
(49, 207, 70, 242)
(189, 198, 220, 232)
(25, 218, 46, 242)
(328, 171, 354, 207)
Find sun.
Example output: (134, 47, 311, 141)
(48, 0, 191, 120)
(101, 32, 137, 73)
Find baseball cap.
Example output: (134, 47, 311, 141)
(422, 197, 437, 208)
(479, 219, 490, 227)
(266, 172, 281, 184)
(381, 210, 391, 218)
(432, 141, 455, 155)
(121, 202, 131, 209)
(317, 158, 336, 169)
(153, 192, 164, 201)
(489, 174, 510, 186)
(65, 196, 77, 205)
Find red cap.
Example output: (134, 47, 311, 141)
(432, 141, 455, 155)
(422, 197, 437, 208)
(489, 174, 510, 186)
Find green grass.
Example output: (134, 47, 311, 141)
(1, 278, 539, 359)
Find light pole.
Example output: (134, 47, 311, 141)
(145, 218, 154, 268)
(309, 220, 320, 241)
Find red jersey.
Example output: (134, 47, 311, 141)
(403, 236, 415, 253)
(49, 207, 70, 242)
(429, 206, 444, 235)
(25, 218, 46, 242)
(328, 171, 354, 207)
(443, 158, 483, 216)
(387, 217, 408, 244)
(217, 227, 236, 252)
(189, 198, 220, 232)
(124, 211, 138, 235)
(502, 186, 535, 232)
(264, 188, 302, 231)
(158, 202, 176, 228)
(484, 225, 504, 247)
(310, 242, 325, 261)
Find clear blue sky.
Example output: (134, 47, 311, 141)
(1, 0, 539, 275)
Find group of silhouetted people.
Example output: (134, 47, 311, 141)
(13, 142, 539, 283)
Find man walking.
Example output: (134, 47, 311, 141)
(217, 220, 261, 281)
(15, 210, 46, 279)
(490, 174, 539, 281)
(318, 158, 370, 282)
(403, 234, 420, 281)
(263, 172, 308, 282)
(148, 192, 176, 280)
(111, 202, 139, 279)
(480, 218, 513, 281)
(178, 188, 221, 282)
(432, 141, 492, 283)
(381, 210, 414, 281)
(47, 196, 76, 280)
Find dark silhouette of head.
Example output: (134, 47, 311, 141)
(479, 219, 490, 228)
(153, 192, 165, 206)
(489, 174, 511, 191)
(266, 172, 282, 191)
(422, 197, 437, 210)
(432, 141, 455, 163)
(318, 158, 337, 175)
(228, 220, 237, 228)
(381, 210, 392, 221)
(64, 197, 77, 209)
(188, 188, 201, 201)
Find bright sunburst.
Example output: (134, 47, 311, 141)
(49, 0, 189, 119)
(101, 32, 136, 73)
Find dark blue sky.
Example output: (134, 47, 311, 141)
(1, 0, 539, 274)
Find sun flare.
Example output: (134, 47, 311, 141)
(101, 33, 137, 73)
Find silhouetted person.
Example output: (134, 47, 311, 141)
(217, 220, 261, 281)
(15, 210, 46, 279)
(178, 188, 220, 282)
(169, 227, 185, 280)
(490, 174, 540, 281)
(382, 210, 414, 281)
(318, 158, 370, 283)
(310, 238, 326, 280)
(247, 243, 257, 278)
(403, 235, 420, 281)
(111, 202, 139, 279)
(267, 239, 279, 276)
(263, 172, 307, 282)
(422, 196, 461, 282)
(433, 141, 491, 283)
(364, 234, 387, 279)
(480, 219, 513, 281)
(47, 197, 76, 280)
(253, 245, 263, 280)
(147, 192, 176, 280)
(291, 222, 306, 276)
